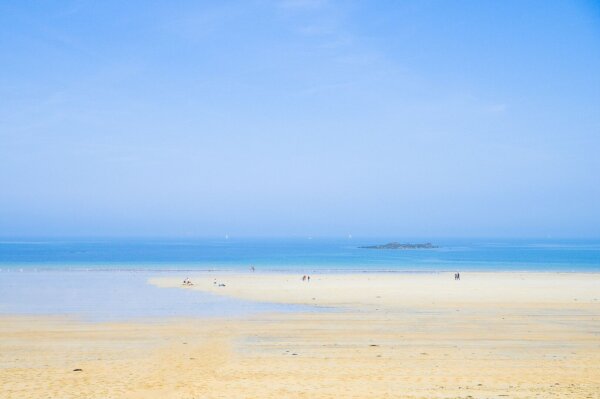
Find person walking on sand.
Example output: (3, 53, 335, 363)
(307, 275, 310, 282)
(302, 275, 306, 281)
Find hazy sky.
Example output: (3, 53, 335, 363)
(1, 0, 599, 238)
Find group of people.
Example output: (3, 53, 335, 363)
(454, 272, 461, 280)
(182, 278, 194, 286)
(213, 278, 226, 287)
(302, 275, 311, 282)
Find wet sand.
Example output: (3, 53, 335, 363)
(2, 272, 600, 398)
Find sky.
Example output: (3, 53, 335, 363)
(1, 0, 599, 238)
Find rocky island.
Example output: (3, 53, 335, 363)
(360, 242, 438, 250)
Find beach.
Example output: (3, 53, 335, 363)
(2, 272, 600, 398)
(3, 0, 599, 396)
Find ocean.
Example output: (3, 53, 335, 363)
(1, 237, 599, 272)
(1, 238, 598, 321)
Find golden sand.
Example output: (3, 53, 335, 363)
(2, 272, 600, 398)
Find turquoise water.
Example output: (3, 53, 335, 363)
(1, 237, 599, 272)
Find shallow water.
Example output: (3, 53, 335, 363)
(0, 270, 311, 321)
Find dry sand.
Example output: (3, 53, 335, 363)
(2, 272, 600, 398)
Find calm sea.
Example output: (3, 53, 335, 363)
(1, 237, 599, 272)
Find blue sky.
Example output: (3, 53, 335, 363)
(1, 0, 599, 238)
